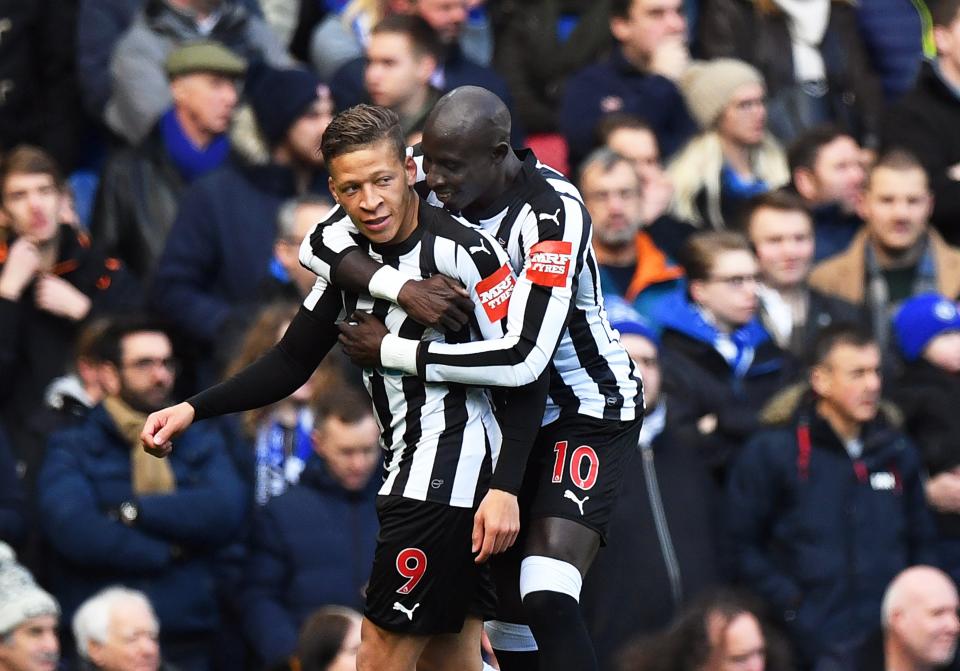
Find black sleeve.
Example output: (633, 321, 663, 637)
(189, 297, 340, 420)
(332, 248, 384, 296)
(489, 370, 550, 494)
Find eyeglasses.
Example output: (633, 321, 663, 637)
(706, 273, 760, 288)
(122, 357, 179, 374)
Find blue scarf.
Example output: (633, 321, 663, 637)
(254, 407, 315, 506)
(159, 108, 230, 183)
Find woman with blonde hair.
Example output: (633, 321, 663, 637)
(667, 58, 789, 230)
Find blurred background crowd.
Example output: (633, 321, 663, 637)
(5, 0, 960, 670)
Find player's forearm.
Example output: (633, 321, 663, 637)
(332, 249, 397, 300)
(490, 371, 550, 493)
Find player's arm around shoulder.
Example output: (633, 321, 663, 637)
(445, 229, 517, 338)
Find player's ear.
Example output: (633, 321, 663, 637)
(405, 154, 417, 185)
(491, 141, 510, 165)
(328, 176, 339, 204)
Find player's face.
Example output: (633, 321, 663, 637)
(365, 33, 434, 110)
(748, 206, 814, 290)
(606, 127, 661, 188)
(690, 250, 759, 330)
(0, 616, 59, 671)
(621, 334, 661, 408)
(113, 332, 176, 413)
(171, 72, 239, 137)
(328, 139, 419, 245)
(811, 343, 882, 426)
(581, 161, 644, 249)
(421, 129, 498, 213)
(326, 616, 362, 671)
(717, 82, 767, 147)
(314, 415, 380, 492)
(2, 172, 62, 244)
(810, 136, 865, 214)
(861, 167, 931, 254)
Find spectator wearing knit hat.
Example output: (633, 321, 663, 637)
(93, 41, 247, 281)
(666, 58, 790, 231)
(889, 294, 960, 586)
(103, 0, 291, 145)
(149, 64, 333, 375)
(0, 542, 59, 671)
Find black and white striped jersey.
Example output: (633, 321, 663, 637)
(300, 201, 517, 508)
(307, 149, 643, 425)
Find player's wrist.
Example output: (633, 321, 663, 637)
(369, 265, 410, 304)
(380, 334, 419, 373)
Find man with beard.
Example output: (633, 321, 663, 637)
(37, 317, 247, 671)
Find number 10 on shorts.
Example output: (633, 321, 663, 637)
(552, 441, 599, 490)
(395, 548, 427, 594)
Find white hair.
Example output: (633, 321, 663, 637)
(72, 587, 157, 658)
(881, 565, 955, 629)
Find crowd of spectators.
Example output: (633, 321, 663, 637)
(5, 0, 960, 670)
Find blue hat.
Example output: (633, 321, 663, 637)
(605, 296, 660, 348)
(893, 293, 960, 361)
(245, 63, 325, 146)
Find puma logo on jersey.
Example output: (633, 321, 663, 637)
(564, 489, 589, 516)
(468, 240, 491, 256)
(538, 208, 561, 226)
(393, 602, 420, 621)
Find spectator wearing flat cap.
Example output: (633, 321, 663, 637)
(0, 542, 60, 671)
(667, 58, 790, 231)
(889, 294, 960, 587)
(93, 41, 246, 282)
(104, 0, 290, 145)
(150, 64, 333, 381)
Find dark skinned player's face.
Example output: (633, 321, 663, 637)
(421, 126, 499, 213)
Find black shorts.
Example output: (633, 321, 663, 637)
(523, 414, 642, 544)
(364, 495, 498, 635)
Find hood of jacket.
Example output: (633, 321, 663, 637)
(659, 292, 771, 351)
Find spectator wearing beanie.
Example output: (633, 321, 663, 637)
(150, 64, 333, 378)
(889, 294, 960, 586)
(0, 542, 60, 671)
(103, 0, 291, 145)
(93, 41, 247, 281)
(667, 58, 789, 230)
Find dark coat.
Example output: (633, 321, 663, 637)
(76, 0, 139, 118)
(91, 123, 186, 280)
(0, 0, 84, 171)
(725, 399, 937, 663)
(883, 61, 960, 246)
(658, 296, 791, 480)
(240, 457, 378, 666)
(490, 0, 612, 134)
(329, 44, 523, 146)
(698, 0, 884, 147)
(855, 0, 924, 101)
(581, 404, 721, 671)
(889, 360, 960, 537)
(0, 226, 141, 459)
(560, 47, 697, 169)
(0, 421, 26, 548)
(811, 203, 862, 263)
(37, 404, 248, 635)
(758, 287, 865, 364)
(148, 158, 327, 348)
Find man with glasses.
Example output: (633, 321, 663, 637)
(578, 147, 684, 324)
(36, 316, 246, 671)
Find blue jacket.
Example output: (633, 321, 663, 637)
(725, 400, 937, 663)
(149, 158, 327, 347)
(37, 404, 247, 634)
(240, 456, 378, 665)
(560, 48, 697, 168)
